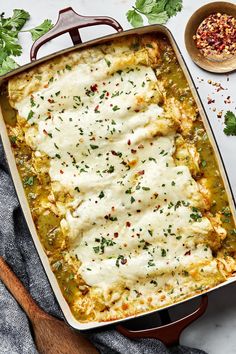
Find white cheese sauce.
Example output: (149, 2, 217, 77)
(16, 57, 218, 297)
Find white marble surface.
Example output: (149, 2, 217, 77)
(2, 1, 236, 353)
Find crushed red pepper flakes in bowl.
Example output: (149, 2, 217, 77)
(193, 13, 236, 61)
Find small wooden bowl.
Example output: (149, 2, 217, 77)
(185, 2, 236, 73)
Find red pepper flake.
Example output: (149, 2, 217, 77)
(114, 232, 119, 238)
(193, 13, 236, 59)
(106, 92, 109, 97)
(216, 84, 225, 92)
(48, 98, 54, 103)
(121, 258, 127, 265)
(94, 105, 100, 113)
(43, 129, 48, 135)
(207, 80, 226, 92)
(137, 170, 145, 176)
(90, 84, 98, 92)
(122, 303, 129, 311)
(111, 150, 117, 156)
(131, 149, 137, 154)
(127, 139, 131, 145)
(224, 96, 231, 104)
(60, 170, 64, 174)
(207, 96, 215, 104)
(126, 221, 131, 227)
(184, 250, 191, 256)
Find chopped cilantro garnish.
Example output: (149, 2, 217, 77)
(148, 259, 155, 267)
(109, 216, 118, 221)
(10, 136, 17, 144)
(107, 165, 114, 173)
(27, 110, 34, 121)
(125, 188, 132, 194)
(104, 58, 111, 67)
(190, 207, 202, 222)
(30, 97, 36, 107)
(93, 246, 100, 254)
(98, 191, 105, 199)
(23, 176, 34, 186)
(142, 186, 150, 191)
(116, 255, 125, 267)
(161, 249, 167, 257)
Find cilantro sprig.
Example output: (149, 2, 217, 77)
(22, 19, 53, 41)
(224, 111, 236, 136)
(126, 0, 183, 28)
(0, 9, 53, 75)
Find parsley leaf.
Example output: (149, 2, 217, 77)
(224, 111, 236, 136)
(146, 11, 168, 24)
(1, 9, 30, 31)
(151, 1, 167, 13)
(26, 19, 53, 41)
(165, 0, 183, 17)
(0, 56, 19, 75)
(135, 0, 157, 13)
(0, 10, 30, 58)
(0, 30, 22, 56)
(126, 10, 143, 28)
(126, 0, 182, 27)
(0, 10, 53, 76)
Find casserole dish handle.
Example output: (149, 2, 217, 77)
(117, 295, 208, 347)
(30, 7, 123, 60)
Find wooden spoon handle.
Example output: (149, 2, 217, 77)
(0, 256, 42, 319)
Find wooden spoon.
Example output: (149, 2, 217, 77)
(0, 256, 98, 354)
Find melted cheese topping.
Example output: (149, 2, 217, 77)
(8, 37, 232, 322)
